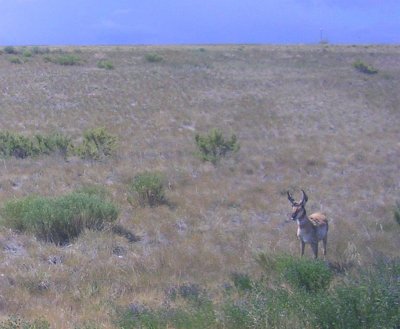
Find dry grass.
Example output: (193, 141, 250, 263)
(0, 44, 400, 327)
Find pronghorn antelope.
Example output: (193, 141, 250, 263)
(287, 190, 328, 259)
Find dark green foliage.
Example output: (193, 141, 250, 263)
(353, 60, 378, 74)
(3, 46, 18, 54)
(394, 202, 400, 225)
(230, 272, 253, 291)
(0, 131, 72, 159)
(195, 128, 239, 164)
(97, 60, 114, 70)
(1, 190, 118, 244)
(129, 172, 166, 207)
(145, 53, 163, 63)
(74, 127, 117, 160)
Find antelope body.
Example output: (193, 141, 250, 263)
(287, 190, 328, 258)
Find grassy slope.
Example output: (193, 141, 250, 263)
(0, 45, 399, 327)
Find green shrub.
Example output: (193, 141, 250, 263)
(1, 190, 118, 244)
(256, 253, 333, 293)
(353, 60, 378, 74)
(0, 131, 33, 158)
(50, 54, 80, 65)
(33, 132, 72, 157)
(23, 49, 32, 57)
(145, 53, 163, 63)
(9, 56, 22, 64)
(195, 128, 239, 164)
(0, 131, 72, 158)
(129, 172, 166, 207)
(74, 127, 117, 160)
(4, 46, 18, 54)
(97, 60, 114, 70)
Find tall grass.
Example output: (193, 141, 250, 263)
(1, 190, 118, 244)
(113, 254, 400, 329)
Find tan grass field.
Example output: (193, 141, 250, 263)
(0, 44, 399, 327)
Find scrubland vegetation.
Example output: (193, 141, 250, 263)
(0, 45, 399, 328)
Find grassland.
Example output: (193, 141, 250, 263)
(0, 44, 399, 328)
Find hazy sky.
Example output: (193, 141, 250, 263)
(0, 0, 399, 45)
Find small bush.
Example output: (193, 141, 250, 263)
(3, 46, 18, 54)
(1, 190, 118, 244)
(0, 132, 33, 158)
(97, 59, 114, 70)
(33, 132, 72, 157)
(9, 56, 22, 64)
(23, 49, 32, 57)
(74, 127, 117, 160)
(51, 54, 80, 65)
(353, 60, 378, 74)
(0, 131, 72, 158)
(145, 53, 163, 63)
(129, 172, 166, 207)
(195, 128, 239, 165)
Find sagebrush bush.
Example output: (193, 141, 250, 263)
(97, 59, 114, 70)
(195, 128, 239, 164)
(0, 131, 72, 158)
(3, 46, 18, 54)
(353, 60, 378, 74)
(74, 127, 117, 160)
(9, 57, 22, 64)
(1, 190, 118, 244)
(145, 53, 163, 63)
(129, 172, 166, 207)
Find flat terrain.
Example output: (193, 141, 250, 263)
(0, 45, 399, 327)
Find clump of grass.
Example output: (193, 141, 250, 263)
(74, 127, 118, 160)
(195, 128, 239, 165)
(129, 172, 166, 207)
(1, 189, 118, 245)
(97, 59, 114, 70)
(145, 53, 163, 63)
(353, 60, 378, 74)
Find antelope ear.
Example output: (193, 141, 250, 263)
(300, 189, 308, 205)
(287, 191, 295, 205)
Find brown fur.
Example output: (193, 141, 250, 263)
(308, 212, 328, 226)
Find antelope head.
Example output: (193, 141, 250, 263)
(287, 189, 308, 221)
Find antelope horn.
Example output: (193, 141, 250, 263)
(300, 189, 308, 205)
(287, 191, 296, 205)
